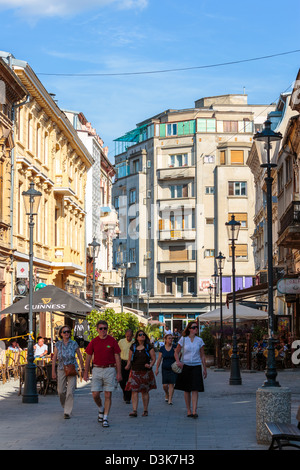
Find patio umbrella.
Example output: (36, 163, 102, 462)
(198, 303, 268, 323)
(0, 285, 93, 352)
(0, 285, 92, 315)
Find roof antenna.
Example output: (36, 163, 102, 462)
(243, 86, 246, 95)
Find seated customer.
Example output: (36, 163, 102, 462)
(34, 336, 48, 358)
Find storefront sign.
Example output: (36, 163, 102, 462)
(277, 278, 300, 294)
(17, 262, 28, 279)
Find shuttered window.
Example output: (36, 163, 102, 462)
(169, 246, 188, 261)
(229, 244, 248, 258)
(220, 150, 226, 165)
(231, 150, 244, 164)
(228, 213, 248, 228)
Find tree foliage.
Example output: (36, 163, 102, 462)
(86, 308, 140, 342)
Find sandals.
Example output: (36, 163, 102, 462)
(98, 408, 104, 423)
(129, 411, 137, 417)
(102, 418, 109, 428)
(142, 411, 148, 417)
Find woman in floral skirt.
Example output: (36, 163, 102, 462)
(125, 330, 156, 417)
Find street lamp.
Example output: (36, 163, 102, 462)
(254, 119, 282, 387)
(88, 237, 100, 308)
(226, 214, 242, 385)
(135, 278, 141, 310)
(215, 252, 225, 368)
(120, 264, 126, 312)
(208, 285, 213, 311)
(215, 252, 225, 331)
(212, 272, 218, 309)
(22, 181, 42, 403)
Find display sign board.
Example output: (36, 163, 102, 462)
(277, 278, 300, 294)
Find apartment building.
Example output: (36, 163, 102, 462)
(64, 110, 120, 301)
(113, 94, 273, 331)
(0, 52, 93, 338)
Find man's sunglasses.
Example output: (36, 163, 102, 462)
(98, 327, 108, 331)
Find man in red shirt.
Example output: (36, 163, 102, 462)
(84, 320, 121, 428)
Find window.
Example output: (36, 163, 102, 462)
(203, 155, 215, 163)
(285, 157, 293, 183)
(114, 196, 119, 209)
(133, 160, 140, 173)
(167, 123, 177, 136)
(129, 189, 136, 204)
(277, 167, 284, 193)
(197, 118, 216, 133)
(220, 150, 226, 165)
(204, 249, 215, 258)
(169, 153, 188, 167)
(223, 121, 238, 133)
(205, 186, 214, 194)
(176, 277, 184, 297)
(231, 150, 244, 165)
(129, 248, 136, 262)
(228, 181, 247, 196)
(229, 244, 248, 259)
(228, 213, 248, 228)
(206, 218, 214, 225)
(169, 246, 188, 261)
(187, 277, 195, 294)
(165, 277, 172, 294)
(170, 184, 188, 198)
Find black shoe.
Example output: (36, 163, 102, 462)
(64, 414, 70, 419)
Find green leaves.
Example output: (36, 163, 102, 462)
(86, 308, 140, 342)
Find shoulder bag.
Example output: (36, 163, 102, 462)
(64, 363, 77, 376)
(171, 337, 185, 374)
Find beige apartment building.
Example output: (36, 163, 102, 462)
(113, 94, 274, 331)
(0, 52, 93, 339)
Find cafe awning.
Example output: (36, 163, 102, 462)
(226, 281, 277, 304)
(198, 303, 268, 323)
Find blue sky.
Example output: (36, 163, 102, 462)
(0, 0, 299, 160)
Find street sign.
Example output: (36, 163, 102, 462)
(277, 278, 300, 294)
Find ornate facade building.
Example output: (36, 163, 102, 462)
(0, 52, 93, 338)
(0, 57, 27, 337)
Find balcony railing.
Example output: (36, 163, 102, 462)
(279, 201, 300, 236)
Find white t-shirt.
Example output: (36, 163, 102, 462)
(178, 336, 205, 366)
(34, 343, 48, 357)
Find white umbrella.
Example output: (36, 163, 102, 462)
(198, 303, 268, 323)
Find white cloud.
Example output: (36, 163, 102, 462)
(0, 0, 148, 17)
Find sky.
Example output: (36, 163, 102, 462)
(0, 0, 299, 161)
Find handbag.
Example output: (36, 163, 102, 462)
(64, 363, 77, 376)
(171, 337, 185, 374)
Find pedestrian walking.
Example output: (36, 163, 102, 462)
(174, 321, 207, 418)
(155, 333, 177, 405)
(118, 329, 134, 403)
(83, 320, 122, 428)
(125, 330, 156, 417)
(52, 325, 84, 419)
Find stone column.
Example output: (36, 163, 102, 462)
(256, 387, 291, 445)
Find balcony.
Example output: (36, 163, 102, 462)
(159, 229, 196, 241)
(278, 201, 300, 248)
(157, 166, 195, 180)
(158, 260, 196, 273)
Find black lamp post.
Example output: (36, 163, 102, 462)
(215, 252, 225, 330)
(254, 119, 282, 387)
(22, 181, 42, 403)
(212, 272, 218, 309)
(226, 215, 242, 385)
(120, 264, 126, 312)
(208, 285, 213, 311)
(88, 237, 100, 308)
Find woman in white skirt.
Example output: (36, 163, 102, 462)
(174, 321, 207, 418)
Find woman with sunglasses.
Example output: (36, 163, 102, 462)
(174, 321, 207, 418)
(52, 325, 84, 419)
(125, 330, 156, 417)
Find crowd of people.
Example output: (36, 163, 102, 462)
(49, 320, 207, 428)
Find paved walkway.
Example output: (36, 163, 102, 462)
(0, 367, 299, 451)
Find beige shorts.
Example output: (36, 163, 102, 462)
(91, 367, 117, 392)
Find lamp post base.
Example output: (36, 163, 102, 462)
(229, 355, 242, 385)
(22, 362, 38, 404)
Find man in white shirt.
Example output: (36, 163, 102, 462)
(34, 337, 48, 358)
